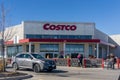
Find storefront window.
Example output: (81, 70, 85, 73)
(40, 44, 59, 52)
(71, 53, 78, 58)
(54, 54, 58, 58)
(45, 53, 53, 58)
(66, 44, 84, 58)
(26, 45, 35, 52)
(66, 44, 84, 52)
(18, 46, 23, 52)
(89, 45, 93, 55)
(7, 45, 23, 57)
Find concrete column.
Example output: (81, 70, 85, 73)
(63, 42, 66, 58)
(102, 47, 104, 58)
(59, 43, 63, 52)
(96, 43, 99, 58)
(107, 45, 109, 56)
(22, 44, 26, 52)
(84, 43, 89, 58)
(29, 42, 32, 53)
(35, 43, 39, 52)
(92, 44, 96, 56)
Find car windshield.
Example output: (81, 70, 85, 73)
(31, 53, 44, 59)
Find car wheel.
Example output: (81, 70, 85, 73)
(33, 64, 40, 73)
(13, 63, 19, 70)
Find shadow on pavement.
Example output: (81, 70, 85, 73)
(18, 69, 69, 77)
(44, 69, 68, 73)
(15, 68, 68, 73)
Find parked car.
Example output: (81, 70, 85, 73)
(12, 52, 56, 73)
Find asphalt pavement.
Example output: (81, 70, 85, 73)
(5, 66, 120, 80)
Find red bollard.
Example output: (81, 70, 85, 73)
(54, 58, 57, 62)
(101, 59, 104, 69)
(67, 58, 71, 67)
(117, 58, 120, 69)
(119, 59, 120, 68)
(83, 58, 86, 68)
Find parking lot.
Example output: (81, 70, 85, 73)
(6, 66, 120, 80)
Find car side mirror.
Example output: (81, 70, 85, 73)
(28, 57, 33, 60)
(30, 57, 33, 60)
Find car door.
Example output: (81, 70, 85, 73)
(16, 54, 25, 67)
(23, 54, 33, 69)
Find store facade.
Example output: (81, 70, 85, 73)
(4, 21, 116, 58)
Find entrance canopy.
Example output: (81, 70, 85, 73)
(5, 38, 100, 45)
(100, 40, 116, 48)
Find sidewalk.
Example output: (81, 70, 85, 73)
(56, 66, 120, 80)
(24, 66, 120, 80)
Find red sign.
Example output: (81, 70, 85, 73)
(43, 23, 77, 31)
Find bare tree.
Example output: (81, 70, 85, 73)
(0, 3, 16, 72)
(0, 2, 6, 72)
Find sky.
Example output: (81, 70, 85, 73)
(0, 0, 120, 35)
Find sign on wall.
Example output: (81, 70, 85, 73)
(43, 23, 77, 31)
(24, 22, 95, 35)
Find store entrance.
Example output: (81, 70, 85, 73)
(45, 53, 53, 58)
(71, 53, 79, 58)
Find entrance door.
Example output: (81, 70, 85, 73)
(45, 53, 53, 58)
(71, 53, 78, 58)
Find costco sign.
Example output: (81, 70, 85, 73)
(43, 23, 77, 31)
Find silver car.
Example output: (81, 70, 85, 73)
(12, 52, 56, 73)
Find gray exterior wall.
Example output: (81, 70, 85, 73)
(94, 29, 108, 42)
(23, 21, 95, 36)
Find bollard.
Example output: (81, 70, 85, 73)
(53, 58, 57, 63)
(117, 58, 120, 69)
(83, 58, 86, 68)
(67, 58, 71, 67)
(101, 59, 104, 69)
(119, 58, 120, 68)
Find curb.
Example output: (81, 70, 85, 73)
(0, 74, 33, 80)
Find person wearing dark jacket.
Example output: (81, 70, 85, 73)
(77, 54, 83, 67)
(80, 54, 83, 67)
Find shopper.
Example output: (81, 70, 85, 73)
(110, 54, 116, 69)
(80, 54, 83, 67)
(77, 54, 83, 67)
(105, 55, 111, 69)
(77, 54, 81, 67)
(59, 54, 64, 58)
